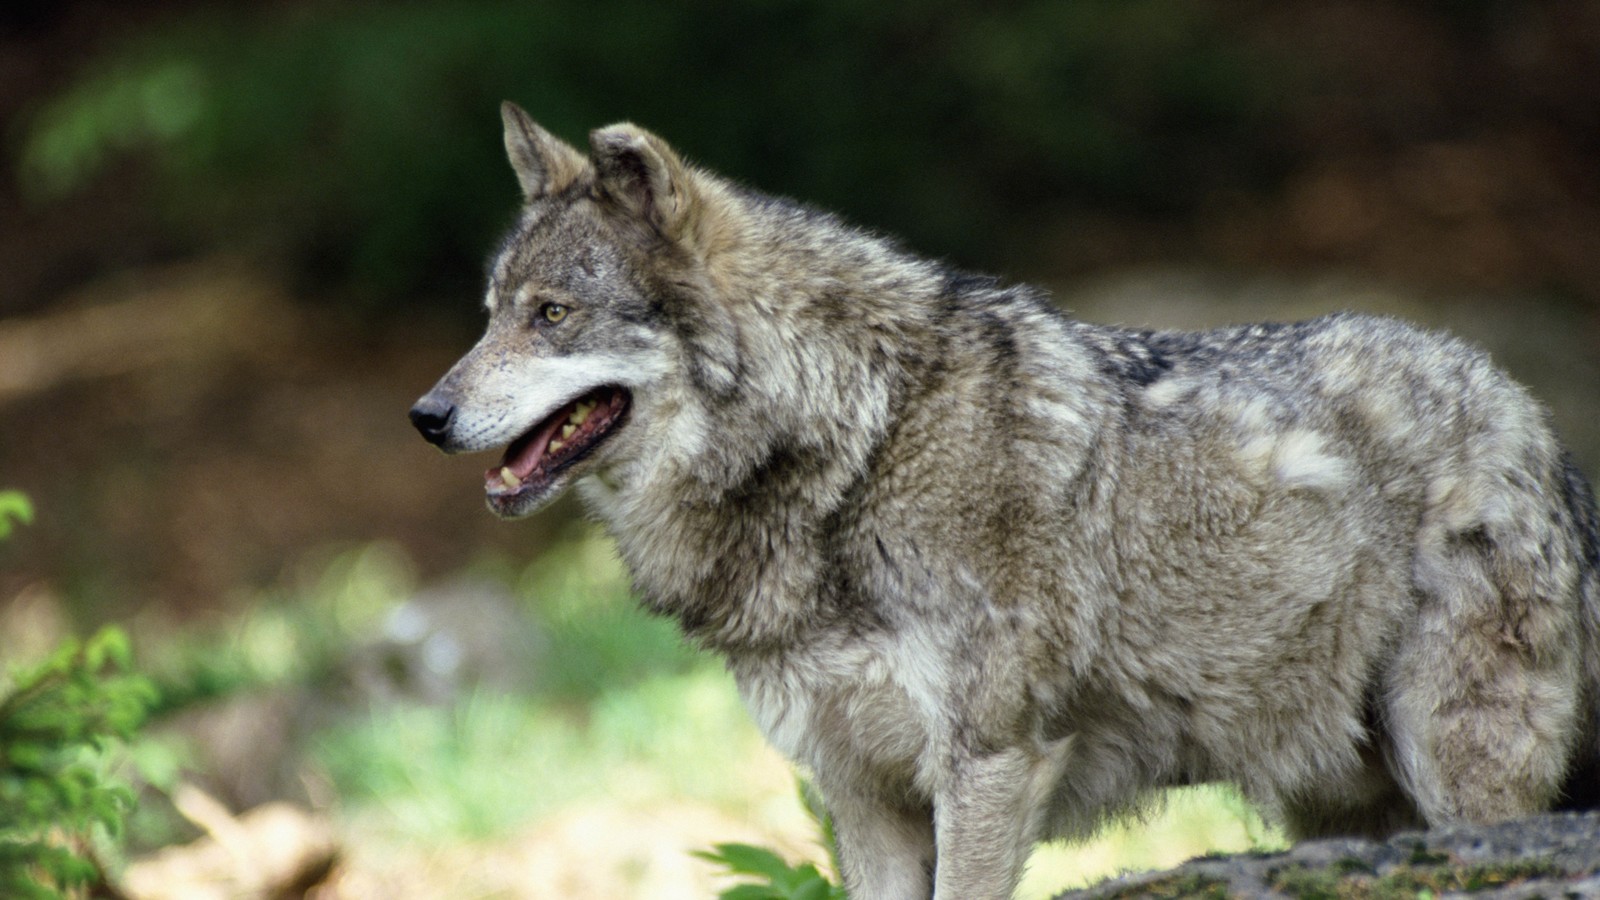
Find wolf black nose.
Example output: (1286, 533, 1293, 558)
(409, 395, 456, 446)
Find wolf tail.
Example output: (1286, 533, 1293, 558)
(1556, 453, 1600, 811)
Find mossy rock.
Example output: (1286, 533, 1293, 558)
(1054, 812, 1600, 899)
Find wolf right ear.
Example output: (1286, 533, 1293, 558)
(589, 123, 703, 245)
(501, 102, 587, 200)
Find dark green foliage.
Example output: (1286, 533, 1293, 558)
(695, 842, 844, 900)
(1330, 856, 1378, 876)
(16, 2, 1290, 307)
(698, 778, 848, 899)
(0, 628, 157, 898)
(0, 494, 157, 898)
(1404, 841, 1451, 866)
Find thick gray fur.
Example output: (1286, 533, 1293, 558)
(412, 104, 1600, 900)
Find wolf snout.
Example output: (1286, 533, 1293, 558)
(409, 393, 457, 447)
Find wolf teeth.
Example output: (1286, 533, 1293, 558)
(571, 400, 595, 426)
(561, 423, 577, 439)
(499, 467, 519, 489)
(549, 439, 566, 453)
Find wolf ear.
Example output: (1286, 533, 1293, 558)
(589, 124, 700, 243)
(501, 102, 587, 200)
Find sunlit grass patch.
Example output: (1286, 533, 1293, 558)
(303, 532, 753, 842)
(313, 667, 769, 843)
(531, 577, 704, 705)
(1019, 784, 1287, 899)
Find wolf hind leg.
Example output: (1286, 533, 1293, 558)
(1385, 473, 1584, 824)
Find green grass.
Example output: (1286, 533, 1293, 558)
(313, 666, 762, 841)
(1019, 785, 1285, 898)
(303, 532, 755, 842)
(520, 535, 704, 704)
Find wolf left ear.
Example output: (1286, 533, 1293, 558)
(589, 124, 699, 244)
(501, 102, 587, 200)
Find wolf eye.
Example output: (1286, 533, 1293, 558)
(540, 303, 569, 324)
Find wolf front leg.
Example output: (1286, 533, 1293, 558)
(824, 785, 936, 900)
(932, 739, 1074, 900)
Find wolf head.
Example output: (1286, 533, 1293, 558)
(410, 103, 742, 518)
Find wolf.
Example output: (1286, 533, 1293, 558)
(410, 102, 1600, 899)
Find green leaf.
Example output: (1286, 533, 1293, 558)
(0, 491, 33, 541)
(768, 863, 825, 893)
(791, 877, 834, 900)
(87, 784, 133, 834)
(704, 842, 796, 881)
(56, 852, 99, 885)
(797, 777, 843, 883)
(717, 886, 782, 900)
(5, 873, 64, 900)
(5, 742, 49, 771)
(0, 622, 153, 898)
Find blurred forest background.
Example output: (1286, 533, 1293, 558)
(1, 1, 1597, 897)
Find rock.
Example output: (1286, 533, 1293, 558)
(337, 577, 544, 707)
(1054, 812, 1600, 899)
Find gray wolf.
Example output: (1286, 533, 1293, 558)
(410, 102, 1600, 899)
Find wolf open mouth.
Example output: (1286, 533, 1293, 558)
(485, 386, 630, 498)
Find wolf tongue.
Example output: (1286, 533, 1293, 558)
(492, 403, 572, 484)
